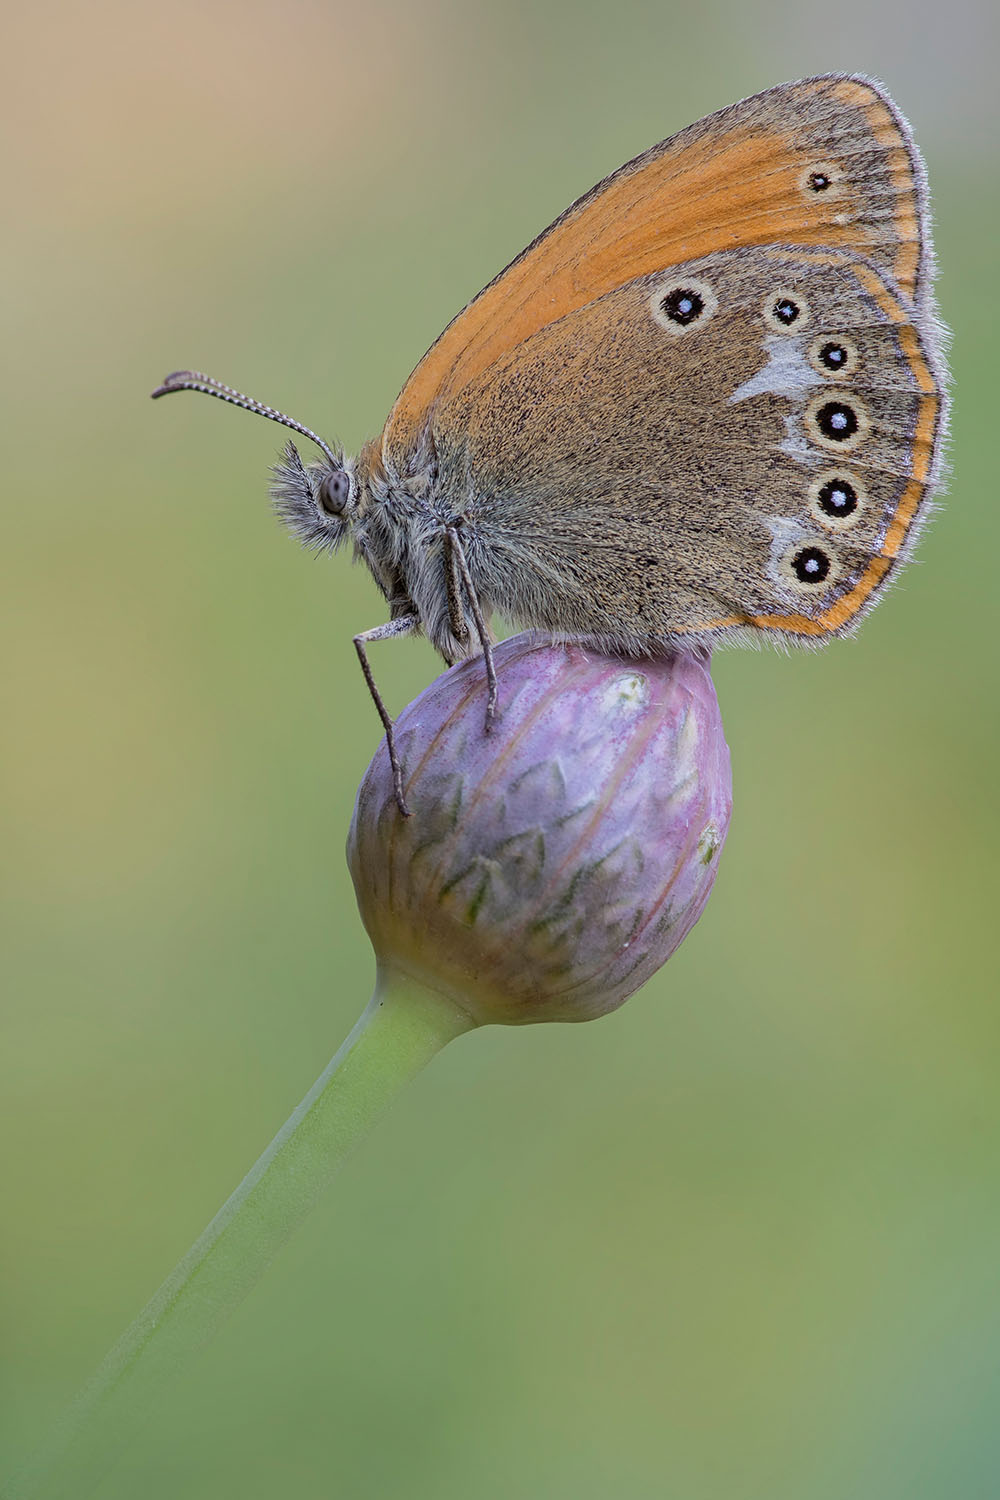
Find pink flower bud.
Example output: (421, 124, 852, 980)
(347, 636, 731, 1026)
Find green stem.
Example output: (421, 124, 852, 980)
(7, 970, 476, 1500)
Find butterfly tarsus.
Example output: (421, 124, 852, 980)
(354, 528, 498, 817)
(353, 615, 419, 817)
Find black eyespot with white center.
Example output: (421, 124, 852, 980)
(798, 160, 842, 199)
(791, 546, 831, 584)
(808, 333, 859, 380)
(817, 477, 858, 518)
(815, 401, 859, 442)
(779, 531, 843, 592)
(650, 277, 717, 335)
(806, 391, 869, 452)
(764, 288, 811, 335)
(661, 287, 704, 325)
(808, 469, 867, 532)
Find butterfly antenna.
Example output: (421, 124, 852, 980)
(151, 370, 341, 467)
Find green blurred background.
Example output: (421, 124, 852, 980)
(3, 0, 998, 1495)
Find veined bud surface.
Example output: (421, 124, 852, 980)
(347, 635, 731, 1026)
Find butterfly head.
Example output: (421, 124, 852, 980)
(271, 441, 356, 553)
(150, 369, 355, 552)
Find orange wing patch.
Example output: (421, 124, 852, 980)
(382, 75, 927, 466)
(829, 77, 923, 297)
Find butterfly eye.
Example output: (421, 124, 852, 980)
(318, 468, 351, 516)
(808, 470, 867, 531)
(805, 393, 870, 452)
(649, 277, 717, 335)
(764, 289, 810, 334)
(809, 335, 859, 379)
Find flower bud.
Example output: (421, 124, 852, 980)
(347, 635, 731, 1026)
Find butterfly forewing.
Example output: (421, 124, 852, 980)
(381, 74, 932, 477)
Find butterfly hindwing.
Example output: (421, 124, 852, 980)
(416, 247, 944, 648)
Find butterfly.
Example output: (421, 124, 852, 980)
(154, 73, 947, 814)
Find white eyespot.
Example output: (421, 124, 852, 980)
(804, 391, 871, 452)
(808, 469, 868, 532)
(798, 160, 845, 199)
(649, 276, 718, 335)
(764, 288, 811, 335)
(778, 412, 821, 466)
(808, 334, 860, 381)
(729, 334, 824, 404)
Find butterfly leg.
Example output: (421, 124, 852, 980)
(445, 526, 498, 732)
(444, 532, 472, 652)
(353, 615, 419, 817)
